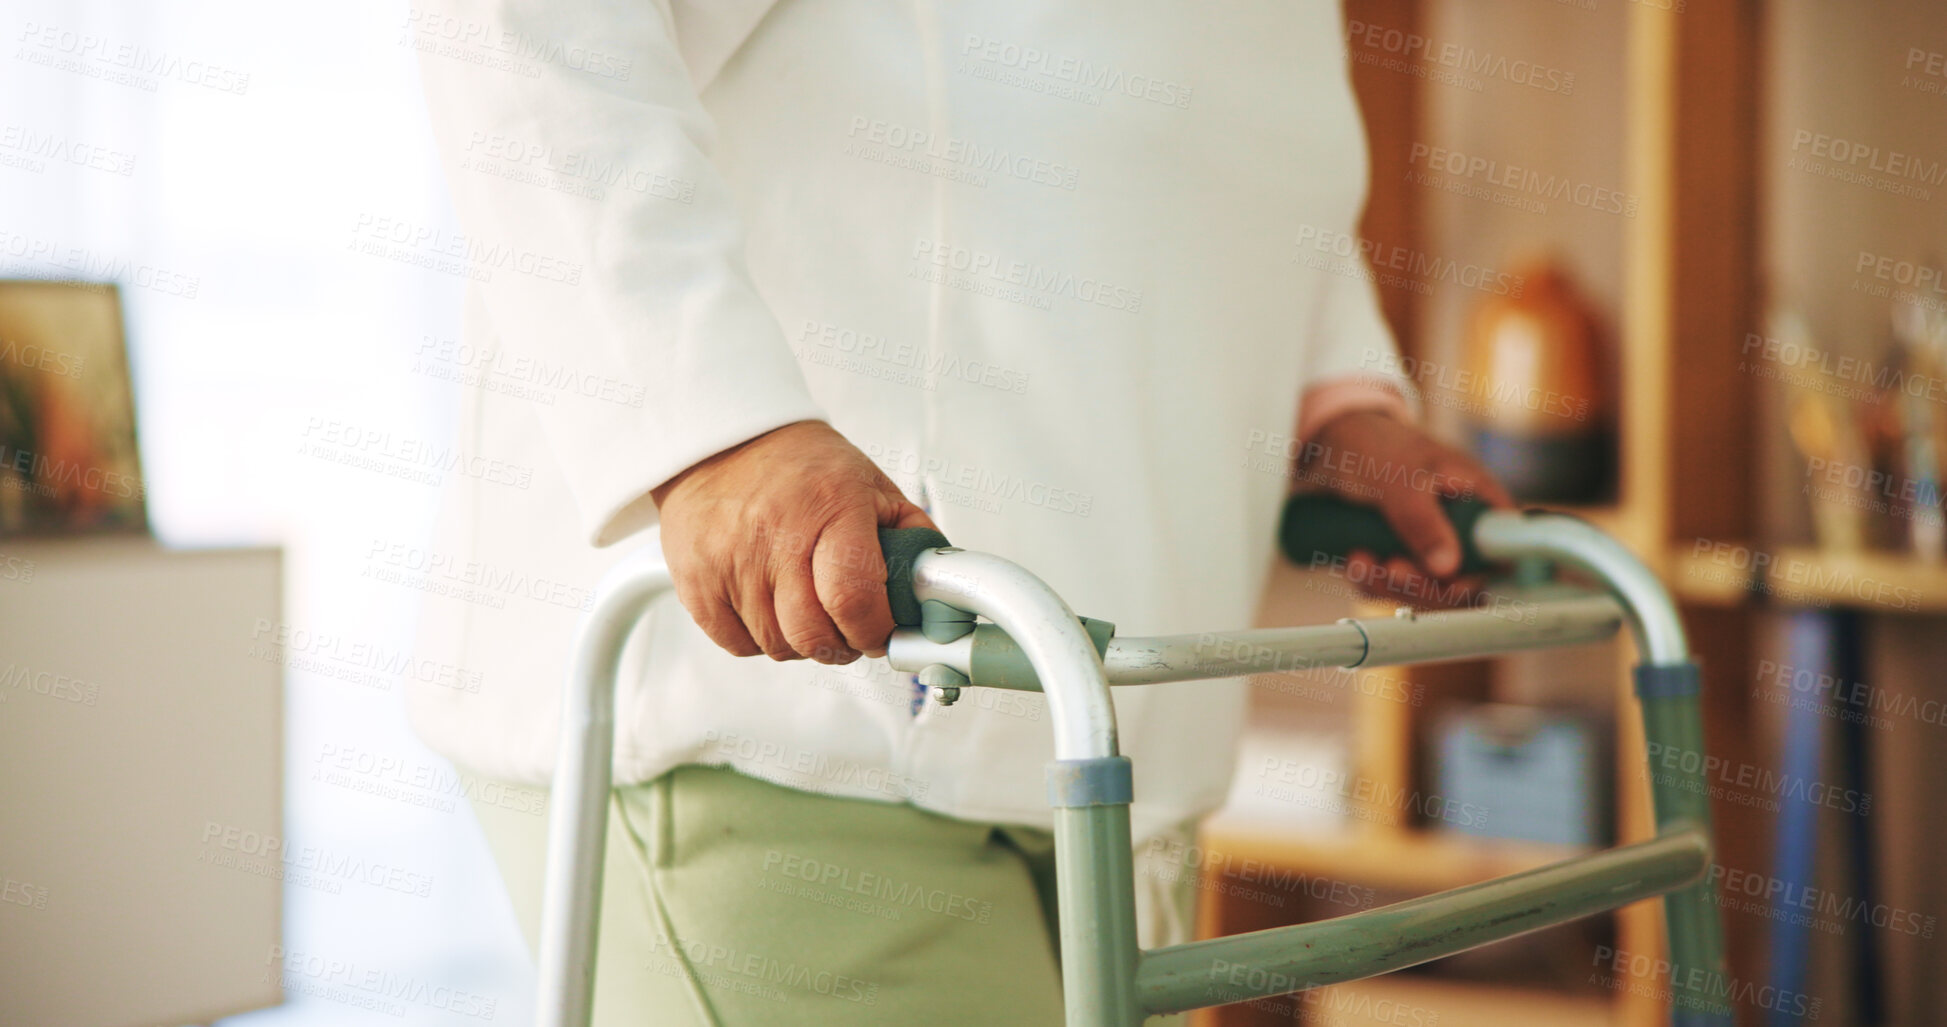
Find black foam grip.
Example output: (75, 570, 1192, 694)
(1279, 493, 1495, 576)
(878, 527, 952, 626)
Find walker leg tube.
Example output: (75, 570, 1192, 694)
(1637, 665, 1735, 1026)
(1135, 827, 1711, 1017)
(1053, 801, 1144, 1027)
(535, 551, 673, 1027)
(535, 696, 615, 1027)
(908, 546, 1141, 1023)
(1474, 513, 1735, 1025)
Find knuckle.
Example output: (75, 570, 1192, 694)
(803, 640, 859, 665)
(745, 618, 799, 661)
(824, 581, 885, 625)
(826, 537, 882, 581)
(671, 579, 712, 620)
(696, 615, 760, 658)
(713, 630, 763, 659)
(686, 600, 724, 633)
(698, 617, 760, 658)
(783, 623, 843, 660)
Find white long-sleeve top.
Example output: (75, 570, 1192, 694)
(406, 0, 1412, 842)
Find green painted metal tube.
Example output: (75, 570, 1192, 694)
(969, 618, 1116, 690)
(1135, 827, 1711, 1017)
(1639, 686, 1736, 1024)
(1054, 804, 1145, 1027)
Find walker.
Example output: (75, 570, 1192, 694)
(533, 495, 1733, 1026)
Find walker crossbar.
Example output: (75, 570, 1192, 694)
(887, 592, 1629, 690)
(1135, 825, 1712, 1015)
(533, 497, 1734, 1027)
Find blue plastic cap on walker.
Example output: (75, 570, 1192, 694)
(878, 526, 953, 627)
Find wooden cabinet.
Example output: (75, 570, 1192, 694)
(0, 540, 283, 1027)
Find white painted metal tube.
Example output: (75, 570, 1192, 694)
(888, 593, 1626, 689)
(908, 547, 1119, 760)
(1347, 593, 1626, 667)
(1473, 510, 1690, 664)
(1101, 624, 1369, 683)
(535, 547, 673, 1027)
(533, 543, 1114, 1025)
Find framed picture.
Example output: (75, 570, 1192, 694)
(0, 281, 146, 534)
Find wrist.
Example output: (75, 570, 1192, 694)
(651, 419, 829, 508)
(1306, 407, 1398, 452)
(1297, 379, 1413, 447)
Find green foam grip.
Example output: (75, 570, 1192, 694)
(878, 526, 952, 627)
(1279, 493, 1495, 576)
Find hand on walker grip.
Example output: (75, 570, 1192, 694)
(1297, 409, 1513, 607)
(650, 420, 938, 663)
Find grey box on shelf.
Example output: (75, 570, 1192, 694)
(1432, 703, 1607, 848)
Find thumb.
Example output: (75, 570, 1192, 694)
(1381, 487, 1462, 578)
(878, 489, 940, 534)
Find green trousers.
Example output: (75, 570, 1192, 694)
(472, 764, 1196, 1026)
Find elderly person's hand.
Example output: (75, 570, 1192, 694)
(651, 420, 938, 664)
(1298, 409, 1514, 607)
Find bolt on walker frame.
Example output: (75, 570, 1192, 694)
(532, 495, 1735, 1026)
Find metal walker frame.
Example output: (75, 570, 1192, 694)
(532, 502, 1734, 1026)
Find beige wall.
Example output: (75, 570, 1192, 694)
(1416, 0, 1629, 444)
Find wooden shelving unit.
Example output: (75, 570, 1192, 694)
(1199, 815, 1588, 895)
(1192, 3, 1769, 1025)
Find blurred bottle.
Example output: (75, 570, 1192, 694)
(1463, 260, 1610, 503)
(1862, 296, 1947, 560)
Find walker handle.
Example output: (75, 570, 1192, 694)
(878, 526, 953, 626)
(1279, 493, 1496, 575)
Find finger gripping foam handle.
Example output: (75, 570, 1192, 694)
(1279, 494, 1495, 576)
(878, 526, 952, 627)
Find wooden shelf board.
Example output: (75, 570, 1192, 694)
(1671, 541, 1947, 614)
(1551, 503, 1630, 541)
(1251, 976, 1615, 1027)
(1197, 818, 1590, 895)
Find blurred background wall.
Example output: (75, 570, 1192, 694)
(0, 2, 532, 1022)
